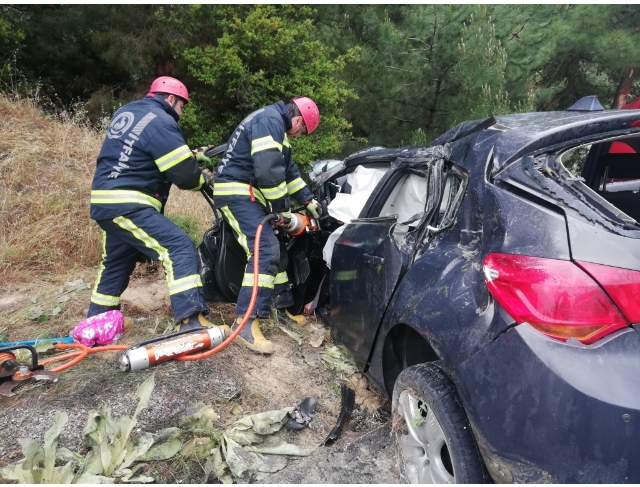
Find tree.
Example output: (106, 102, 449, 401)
(536, 5, 640, 109)
(158, 4, 359, 165)
(314, 5, 538, 147)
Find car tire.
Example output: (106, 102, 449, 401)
(392, 362, 490, 484)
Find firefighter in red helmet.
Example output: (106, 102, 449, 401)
(212, 97, 321, 354)
(87, 76, 228, 335)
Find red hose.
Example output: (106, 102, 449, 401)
(40, 344, 129, 372)
(176, 221, 266, 361)
(42, 343, 89, 373)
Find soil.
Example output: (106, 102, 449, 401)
(0, 267, 398, 483)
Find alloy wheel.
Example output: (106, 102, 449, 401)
(397, 389, 455, 484)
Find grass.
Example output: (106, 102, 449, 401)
(0, 91, 213, 288)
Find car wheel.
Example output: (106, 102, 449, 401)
(392, 362, 489, 484)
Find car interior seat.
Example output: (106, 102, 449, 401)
(595, 153, 640, 222)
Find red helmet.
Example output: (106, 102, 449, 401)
(292, 97, 320, 134)
(148, 77, 189, 103)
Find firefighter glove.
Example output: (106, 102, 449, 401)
(201, 168, 214, 188)
(195, 151, 212, 165)
(305, 199, 321, 218)
(276, 210, 293, 228)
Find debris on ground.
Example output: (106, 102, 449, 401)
(286, 397, 317, 431)
(323, 383, 356, 447)
(320, 346, 358, 375)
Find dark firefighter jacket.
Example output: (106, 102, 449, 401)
(90, 95, 205, 221)
(212, 101, 313, 213)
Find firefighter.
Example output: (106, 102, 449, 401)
(88, 76, 228, 335)
(213, 97, 321, 354)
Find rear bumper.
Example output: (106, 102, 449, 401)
(458, 323, 640, 483)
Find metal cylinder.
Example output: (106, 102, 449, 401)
(282, 213, 306, 236)
(119, 327, 225, 372)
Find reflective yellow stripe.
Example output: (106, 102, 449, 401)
(242, 273, 275, 289)
(283, 134, 291, 148)
(168, 274, 202, 295)
(261, 181, 287, 200)
(91, 292, 120, 306)
(220, 207, 251, 257)
(335, 270, 357, 281)
(213, 182, 266, 206)
(274, 271, 288, 285)
(286, 177, 306, 195)
(251, 135, 282, 155)
(91, 190, 162, 212)
(92, 231, 108, 298)
(155, 145, 192, 172)
(113, 216, 175, 283)
(190, 174, 205, 191)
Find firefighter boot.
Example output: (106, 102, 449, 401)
(276, 308, 308, 327)
(176, 312, 230, 336)
(231, 317, 275, 354)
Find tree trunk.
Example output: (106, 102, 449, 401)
(613, 68, 637, 109)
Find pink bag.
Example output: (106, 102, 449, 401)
(71, 310, 128, 347)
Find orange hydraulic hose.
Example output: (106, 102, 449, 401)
(42, 343, 89, 373)
(40, 343, 130, 373)
(176, 219, 268, 361)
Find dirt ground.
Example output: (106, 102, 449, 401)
(0, 265, 398, 483)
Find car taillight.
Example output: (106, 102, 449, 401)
(576, 261, 640, 324)
(483, 253, 628, 344)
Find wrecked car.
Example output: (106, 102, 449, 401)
(198, 96, 640, 483)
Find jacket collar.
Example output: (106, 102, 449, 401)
(274, 100, 292, 131)
(145, 94, 180, 122)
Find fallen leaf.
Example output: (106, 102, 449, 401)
(309, 334, 324, 348)
(278, 326, 302, 345)
(320, 346, 357, 375)
(302, 352, 321, 368)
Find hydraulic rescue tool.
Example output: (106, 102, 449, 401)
(0, 345, 59, 397)
(280, 213, 319, 237)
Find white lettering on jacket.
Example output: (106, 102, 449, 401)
(108, 112, 156, 179)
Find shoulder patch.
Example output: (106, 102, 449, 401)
(107, 112, 135, 139)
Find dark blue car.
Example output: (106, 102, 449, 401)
(199, 97, 640, 483)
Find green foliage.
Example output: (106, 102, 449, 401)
(168, 214, 203, 245)
(0, 375, 170, 484)
(536, 5, 640, 109)
(159, 5, 359, 166)
(315, 5, 542, 147)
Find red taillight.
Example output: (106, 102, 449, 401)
(483, 253, 628, 344)
(576, 261, 640, 324)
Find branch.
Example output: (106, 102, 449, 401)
(384, 65, 422, 74)
(393, 117, 416, 123)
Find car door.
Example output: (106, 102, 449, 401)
(330, 153, 448, 368)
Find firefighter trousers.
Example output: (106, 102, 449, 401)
(88, 207, 210, 323)
(219, 200, 293, 319)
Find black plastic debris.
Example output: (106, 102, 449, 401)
(286, 397, 318, 430)
(323, 383, 355, 446)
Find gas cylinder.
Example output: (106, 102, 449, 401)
(119, 328, 225, 372)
